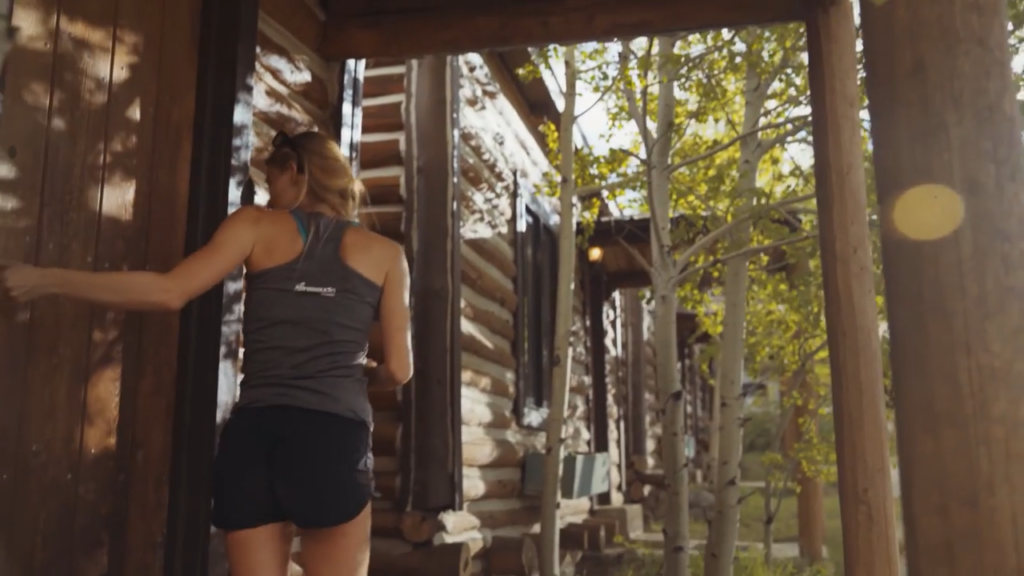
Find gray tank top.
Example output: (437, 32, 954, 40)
(234, 210, 381, 423)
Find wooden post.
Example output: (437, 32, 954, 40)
(805, 1, 901, 575)
(406, 55, 462, 511)
(588, 263, 611, 505)
(782, 376, 826, 563)
(860, 0, 1024, 573)
(625, 290, 647, 460)
(166, 0, 259, 572)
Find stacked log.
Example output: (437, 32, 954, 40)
(445, 55, 599, 567)
(487, 536, 538, 576)
(357, 53, 604, 575)
(247, 4, 336, 199)
(368, 543, 471, 576)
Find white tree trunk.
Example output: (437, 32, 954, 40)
(704, 223, 751, 576)
(704, 60, 766, 576)
(708, 358, 722, 488)
(648, 35, 690, 576)
(539, 45, 578, 576)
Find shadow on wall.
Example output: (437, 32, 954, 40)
(0, 0, 249, 574)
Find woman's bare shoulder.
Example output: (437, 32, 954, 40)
(348, 224, 404, 259)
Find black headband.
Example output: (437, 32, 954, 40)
(271, 130, 306, 174)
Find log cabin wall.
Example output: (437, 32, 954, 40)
(641, 304, 662, 474)
(603, 290, 627, 506)
(246, 0, 337, 204)
(0, 0, 203, 571)
(360, 55, 419, 559)
(624, 301, 712, 524)
(453, 53, 593, 573)
(625, 301, 668, 523)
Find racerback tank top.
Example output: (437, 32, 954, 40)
(234, 209, 382, 423)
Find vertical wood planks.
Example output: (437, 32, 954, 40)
(121, 0, 202, 568)
(0, 0, 61, 572)
(163, 0, 258, 571)
(407, 54, 461, 511)
(807, 1, 900, 574)
(0, 0, 204, 570)
(860, 0, 1024, 572)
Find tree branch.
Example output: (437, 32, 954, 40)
(757, 116, 811, 153)
(673, 232, 815, 285)
(573, 116, 809, 198)
(668, 192, 815, 276)
(618, 42, 653, 151)
(666, 116, 806, 176)
(542, 55, 566, 100)
(574, 79, 617, 121)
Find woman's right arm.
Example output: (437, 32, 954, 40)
(2, 206, 260, 310)
(369, 245, 412, 390)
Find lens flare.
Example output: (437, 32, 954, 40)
(891, 184, 964, 241)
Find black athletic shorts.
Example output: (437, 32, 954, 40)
(211, 405, 374, 531)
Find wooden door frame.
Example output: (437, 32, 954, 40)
(163, 0, 258, 572)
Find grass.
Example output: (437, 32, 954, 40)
(688, 484, 846, 574)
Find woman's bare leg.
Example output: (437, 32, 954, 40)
(226, 522, 294, 576)
(298, 503, 372, 576)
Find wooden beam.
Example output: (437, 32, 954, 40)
(398, 60, 417, 510)
(406, 55, 462, 511)
(859, 0, 1024, 572)
(320, 0, 808, 59)
(259, 0, 323, 55)
(583, 218, 651, 248)
(805, 1, 900, 575)
(605, 270, 651, 291)
(584, 214, 706, 250)
(164, 0, 259, 573)
(624, 291, 647, 459)
(587, 263, 611, 506)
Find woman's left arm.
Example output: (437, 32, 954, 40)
(2, 206, 262, 311)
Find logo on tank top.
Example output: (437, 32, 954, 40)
(293, 282, 337, 297)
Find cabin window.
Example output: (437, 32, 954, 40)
(514, 185, 559, 428)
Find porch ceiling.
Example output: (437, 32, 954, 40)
(583, 216, 655, 290)
(582, 215, 717, 292)
(319, 0, 810, 59)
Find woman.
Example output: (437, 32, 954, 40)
(1, 131, 412, 576)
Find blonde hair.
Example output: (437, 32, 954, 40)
(266, 131, 365, 220)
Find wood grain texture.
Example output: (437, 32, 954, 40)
(807, 1, 899, 575)
(407, 55, 461, 510)
(0, 0, 201, 570)
(860, 0, 1024, 573)
(0, 0, 65, 572)
(123, 0, 202, 568)
(322, 0, 807, 58)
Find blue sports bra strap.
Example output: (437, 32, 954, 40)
(289, 209, 309, 246)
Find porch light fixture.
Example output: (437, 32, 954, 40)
(587, 245, 604, 263)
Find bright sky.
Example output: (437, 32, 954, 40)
(536, 8, 1024, 221)
(537, 45, 813, 217)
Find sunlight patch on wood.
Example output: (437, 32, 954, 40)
(0, 157, 19, 180)
(97, 173, 137, 222)
(11, 4, 55, 51)
(0, 192, 19, 212)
